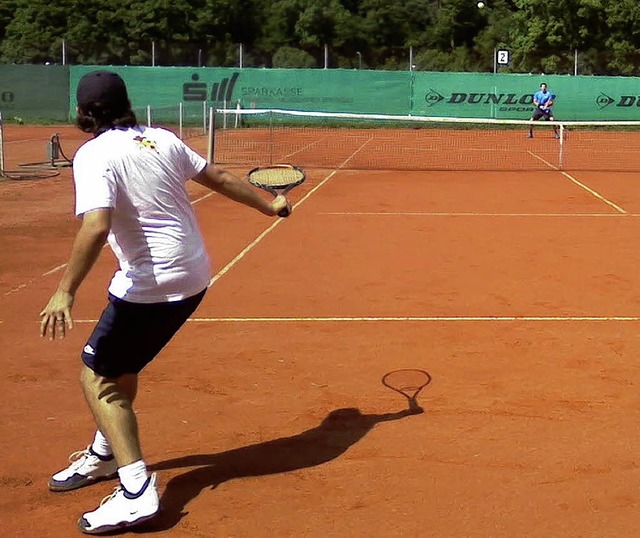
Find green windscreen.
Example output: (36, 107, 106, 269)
(0, 65, 69, 121)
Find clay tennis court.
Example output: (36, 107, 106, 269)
(2, 123, 640, 537)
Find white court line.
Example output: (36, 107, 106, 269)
(5, 138, 48, 145)
(281, 137, 330, 161)
(41, 264, 69, 277)
(191, 192, 215, 205)
(9, 136, 375, 296)
(527, 150, 627, 214)
(69, 315, 640, 324)
(320, 212, 636, 217)
(3, 190, 217, 297)
(189, 316, 640, 322)
(209, 137, 375, 285)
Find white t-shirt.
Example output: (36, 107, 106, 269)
(73, 125, 211, 303)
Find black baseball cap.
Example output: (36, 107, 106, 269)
(77, 71, 129, 108)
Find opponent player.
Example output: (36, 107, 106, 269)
(527, 82, 560, 139)
(39, 70, 290, 534)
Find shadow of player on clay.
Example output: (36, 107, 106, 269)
(136, 369, 431, 533)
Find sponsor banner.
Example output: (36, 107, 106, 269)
(70, 66, 411, 117)
(412, 72, 640, 120)
(0, 65, 69, 121)
(0, 66, 630, 122)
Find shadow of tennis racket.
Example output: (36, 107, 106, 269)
(382, 369, 432, 414)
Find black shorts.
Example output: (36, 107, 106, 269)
(81, 289, 206, 378)
(532, 109, 552, 121)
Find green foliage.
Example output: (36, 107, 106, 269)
(272, 46, 316, 67)
(0, 0, 638, 74)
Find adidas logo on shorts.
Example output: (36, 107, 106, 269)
(83, 345, 96, 355)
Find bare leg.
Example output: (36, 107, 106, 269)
(80, 365, 142, 467)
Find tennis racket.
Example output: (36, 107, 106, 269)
(382, 369, 432, 414)
(247, 164, 306, 217)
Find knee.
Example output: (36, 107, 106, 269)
(80, 366, 131, 406)
(79, 365, 106, 397)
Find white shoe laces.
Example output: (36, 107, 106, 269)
(66, 448, 92, 471)
(99, 486, 123, 507)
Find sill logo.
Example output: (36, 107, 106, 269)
(183, 72, 240, 102)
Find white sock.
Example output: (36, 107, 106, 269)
(118, 460, 149, 494)
(90, 430, 112, 458)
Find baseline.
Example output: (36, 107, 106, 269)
(69, 315, 640, 323)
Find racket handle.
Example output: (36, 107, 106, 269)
(275, 196, 292, 217)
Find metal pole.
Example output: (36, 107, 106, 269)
(198, 49, 202, 68)
(493, 48, 497, 74)
(152, 41, 156, 66)
(324, 44, 328, 69)
(559, 124, 564, 169)
(356, 51, 362, 69)
(409, 46, 413, 71)
(239, 43, 243, 68)
(62, 39, 66, 65)
(207, 107, 215, 164)
(203, 100, 207, 135)
(0, 111, 5, 175)
(574, 49, 578, 76)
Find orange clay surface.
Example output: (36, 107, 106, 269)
(3, 124, 640, 537)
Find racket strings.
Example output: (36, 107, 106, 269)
(250, 168, 304, 187)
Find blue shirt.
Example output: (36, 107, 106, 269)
(534, 90, 555, 109)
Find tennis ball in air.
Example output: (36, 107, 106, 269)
(477, 1, 485, 7)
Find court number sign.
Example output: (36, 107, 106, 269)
(496, 49, 510, 66)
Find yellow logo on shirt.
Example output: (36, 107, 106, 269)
(133, 135, 158, 152)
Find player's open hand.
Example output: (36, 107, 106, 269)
(40, 290, 75, 341)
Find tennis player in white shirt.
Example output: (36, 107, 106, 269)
(39, 70, 290, 534)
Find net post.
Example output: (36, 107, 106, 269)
(221, 100, 228, 129)
(234, 99, 242, 128)
(559, 123, 564, 170)
(269, 110, 274, 165)
(207, 107, 216, 164)
(179, 102, 184, 139)
(202, 100, 207, 136)
(0, 111, 5, 178)
(146, 105, 152, 127)
(0, 112, 7, 179)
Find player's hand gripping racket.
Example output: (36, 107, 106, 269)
(247, 164, 306, 217)
(382, 369, 432, 414)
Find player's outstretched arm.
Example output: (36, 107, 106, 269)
(40, 208, 111, 340)
(193, 164, 290, 217)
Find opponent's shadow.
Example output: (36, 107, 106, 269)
(140, 405, 421, 532)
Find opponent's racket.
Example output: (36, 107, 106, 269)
(247, 164, 306, 217)
(382, 369, 432, 414)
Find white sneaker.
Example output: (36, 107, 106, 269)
(49, 446, 118, 492)
(77, 473, 159, 534)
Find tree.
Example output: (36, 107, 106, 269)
(0, 0, 70, 63)
(272, 45, 316, 67)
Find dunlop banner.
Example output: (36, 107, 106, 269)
(412, 72, 640, 121)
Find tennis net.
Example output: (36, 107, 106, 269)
(133, 102, 209, 141)
(208, 108, 640, 172)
